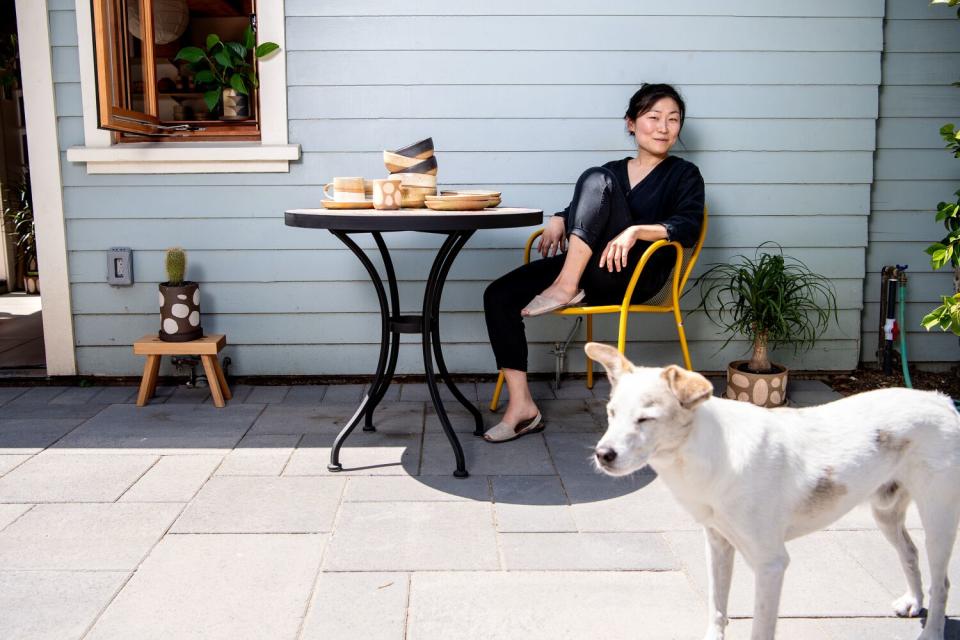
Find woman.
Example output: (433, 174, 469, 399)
(482, 83, 705, 443)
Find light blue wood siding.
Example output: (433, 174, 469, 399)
(51, 1, 884, 375)
(863, 0, 960, 365)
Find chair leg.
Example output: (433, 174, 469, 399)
(585, 315, 594, 389)
(676, 314, 693, 370)
(490, 370, 505, 412)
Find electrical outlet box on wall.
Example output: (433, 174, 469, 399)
(107, 247, 133, 286)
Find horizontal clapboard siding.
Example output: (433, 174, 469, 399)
(52, 3, 883, 375)
(863, 0, 960, 365)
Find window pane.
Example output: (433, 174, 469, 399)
(92, 0, 161, 134)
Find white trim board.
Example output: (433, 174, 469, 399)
(16, 0, 77, 375)
(67, 0, 299, 174)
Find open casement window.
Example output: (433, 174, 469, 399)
(90, 0, 261, 141)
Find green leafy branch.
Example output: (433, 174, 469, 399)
(174, 27, 280, 112)
(923, 0, 960, 334)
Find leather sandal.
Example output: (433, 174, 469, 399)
(483, 413, 544, 443)
(521, 290, 586, 317)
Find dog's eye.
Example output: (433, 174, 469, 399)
(635, 417, 649, 425)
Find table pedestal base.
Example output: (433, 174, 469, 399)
(327, 231, 484, 477)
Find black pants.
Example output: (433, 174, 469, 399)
(484, 167, 670, 372)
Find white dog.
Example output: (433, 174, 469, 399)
(585, 342, 960, 640)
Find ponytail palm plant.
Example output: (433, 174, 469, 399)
(694, 243, 838, 373)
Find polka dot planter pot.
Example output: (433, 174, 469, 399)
(725, 360, 788, 408)
(158, 282, 203, 342)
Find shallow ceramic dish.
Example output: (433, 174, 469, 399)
(392, 137, 434, 159)
(395, 156, 438, 175)
(425, 194, 491, 202)
(441, 190, 502, 198)
(424, 199, 488, 212)
(321, 200, 375, 210)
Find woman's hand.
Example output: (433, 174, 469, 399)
(599, 226, 641, 272)
(537, 215, 566, 258)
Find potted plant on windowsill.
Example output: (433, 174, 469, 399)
(159, 247, 202, 342)
(3, 179, 37, 294)
(694, 243, 838, 407)
(174, 27, 279, 120)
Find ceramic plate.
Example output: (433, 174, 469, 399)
(425, 194, 490, 202)
(321, 200, 375, 210)
(424, 199, 488, 211)
(441, 190, 502, 198)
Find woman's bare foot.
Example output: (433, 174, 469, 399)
(501, 398, 539, 427)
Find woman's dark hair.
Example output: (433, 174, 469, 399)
(624, 83, 686, 131)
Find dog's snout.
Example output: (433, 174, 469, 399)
(596, 447, 618, 464)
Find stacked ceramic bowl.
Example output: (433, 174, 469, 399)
(383, 137, 437, 208)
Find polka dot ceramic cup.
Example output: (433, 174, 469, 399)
(371, 178, 403, 210)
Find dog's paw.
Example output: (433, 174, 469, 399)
(892, 592, 923, 617)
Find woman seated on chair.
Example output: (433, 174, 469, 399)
(482, 83, 705, 443)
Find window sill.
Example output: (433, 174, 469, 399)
(66, 142, 301, 174)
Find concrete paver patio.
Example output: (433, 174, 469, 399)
(0, 380, 958, 639)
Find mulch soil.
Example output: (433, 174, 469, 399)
(824, 365, 960, 399)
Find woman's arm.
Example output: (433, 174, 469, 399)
(658, 164, 706, 247)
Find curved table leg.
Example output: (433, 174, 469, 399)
(423, 233, 469, 477)
(364, 232, 402, 431)
(327, 231, 391, 471)
(430, 231, 485, 436)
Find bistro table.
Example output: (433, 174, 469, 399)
(284, 207, 543, 477)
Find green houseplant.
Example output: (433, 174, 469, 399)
(158, 247, 202, 342)
(695, 243, 838, 407)
(921, 1, 960, 335)
(174, 27, 279, 120)
(2, 179, 37, 294)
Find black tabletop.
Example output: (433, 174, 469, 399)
(285, 207, 543, 232)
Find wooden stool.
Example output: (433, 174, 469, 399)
(133, 334, 232, 408)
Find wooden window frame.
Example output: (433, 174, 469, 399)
(90, 0, 262, 142)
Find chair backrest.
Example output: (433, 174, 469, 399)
(638, 205, 709, 307)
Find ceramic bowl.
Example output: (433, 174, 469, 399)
(392, 137, 434, 159)
(392, 172, 437, 189)
(395, 156, 438, 176)
(383, 150, 425, 173)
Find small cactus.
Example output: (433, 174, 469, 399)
(165, 247, 187, 286)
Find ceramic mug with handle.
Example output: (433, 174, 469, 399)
(322, 177, 366, 202)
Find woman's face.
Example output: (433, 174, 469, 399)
(626, 96, 682, 157)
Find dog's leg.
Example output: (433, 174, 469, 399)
(914, 490, 960, 640)
(703, 527, 734, 640)
(748, 548, 790, 640)
(871, 487, 923, 617)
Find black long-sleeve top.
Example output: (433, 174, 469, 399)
(555, 156, 705, 248)
(553, 156, 705, 298)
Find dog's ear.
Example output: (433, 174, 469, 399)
(585, 342, 634, 385)
(661, 365, 713, 410)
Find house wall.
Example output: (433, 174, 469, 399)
(863, 0, 960, 366)
(50, 0, 886, 376)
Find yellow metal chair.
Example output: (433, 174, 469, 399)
(490, 206, 708, 411)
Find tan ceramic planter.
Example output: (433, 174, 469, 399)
(725, 360, 789, 408)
